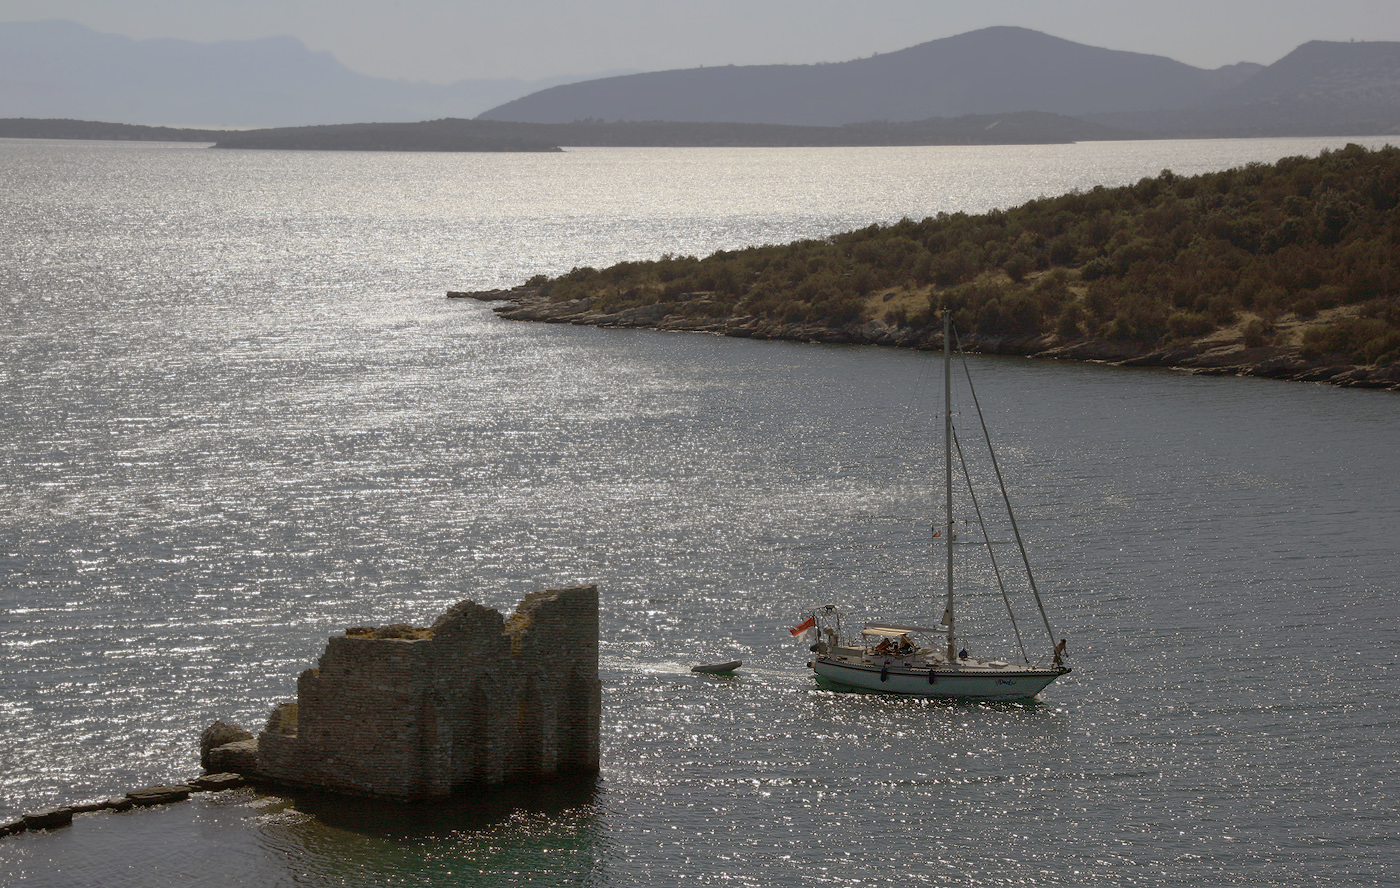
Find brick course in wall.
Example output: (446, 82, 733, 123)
(257, 585, 600, 800)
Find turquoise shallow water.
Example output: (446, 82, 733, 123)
(1, 137, 1397, 886)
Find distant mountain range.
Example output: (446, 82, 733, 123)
(3, 20, 1398, 140)
(478, 25, 1400, 136)
(481, 26, 1400, 137)
(0, 20, 613, 127)
(1089, 37, 1400, 136)
(484, 27, 1260, 125)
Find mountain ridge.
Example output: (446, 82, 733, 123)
(0, 19, 615, 127)
(5, 20, 1398, 138)
(1207, 39, 1400, 107)
(479, 26, 1263, 126)
(1087, 40, 1400, 137)
(478, 27, 1400, 137)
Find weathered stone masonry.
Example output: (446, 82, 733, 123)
(256, 585, 600, 800)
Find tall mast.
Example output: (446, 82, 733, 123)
(942, 310, 956, 661)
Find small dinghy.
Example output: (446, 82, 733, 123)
(691, 660, 742, 674)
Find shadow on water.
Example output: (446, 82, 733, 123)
(2, 778, 608, 888)
(269, 773, 603, 841)
(237, 776, 610, 887)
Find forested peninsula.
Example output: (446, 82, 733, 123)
(457, 144, 1400, 390)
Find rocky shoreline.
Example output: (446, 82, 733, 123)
(1, 773, 249, 838)
(448, 287, 1400, 391)
(0, 721, 257, 838)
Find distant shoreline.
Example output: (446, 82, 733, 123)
(450, 286, 1400, 391)
(2, 114, 1127, 152)
(7, 115, 1398, 153)
(0, 118, 222, 143)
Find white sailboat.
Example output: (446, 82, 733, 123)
(800, 311, 1071, 700)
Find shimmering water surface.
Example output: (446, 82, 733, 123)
(2, 137, 1397, 886)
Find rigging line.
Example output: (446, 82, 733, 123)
(950, 323, 1061, 653)
(951, 423, 1031, 664)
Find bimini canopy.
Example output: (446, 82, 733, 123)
(861, 623, 942, 638)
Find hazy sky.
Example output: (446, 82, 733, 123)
(4, 0, 1398, 83)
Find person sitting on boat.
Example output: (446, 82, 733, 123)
(1053, 638, 1068, 667)
(897, 634, 915, 656)
(874, 637, 896, 656)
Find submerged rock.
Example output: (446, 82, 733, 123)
(21, 808, 74, 831)
(126, 785, 193, 807)
(191, 772, 247, 791)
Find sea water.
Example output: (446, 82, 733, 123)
(1, 137, 1397, 886)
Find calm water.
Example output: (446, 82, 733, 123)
(2, 137, 1397, 886)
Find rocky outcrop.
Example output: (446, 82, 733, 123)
(472, 286, 940, 345)
(200, 720, 253, 770)
(454, 287, 1400, 391)
(207, 738, 260, 776)
(1059, 338, 1400, 388)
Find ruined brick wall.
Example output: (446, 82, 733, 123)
(257, 585, 600, 800)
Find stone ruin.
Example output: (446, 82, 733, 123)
(206, 585, 601, 801)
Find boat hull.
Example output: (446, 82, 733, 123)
(813, 657, 1065, 700)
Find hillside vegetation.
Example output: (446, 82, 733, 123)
(482, 144, 1400, 387)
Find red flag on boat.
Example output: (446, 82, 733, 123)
(790, 616, 816, 636)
